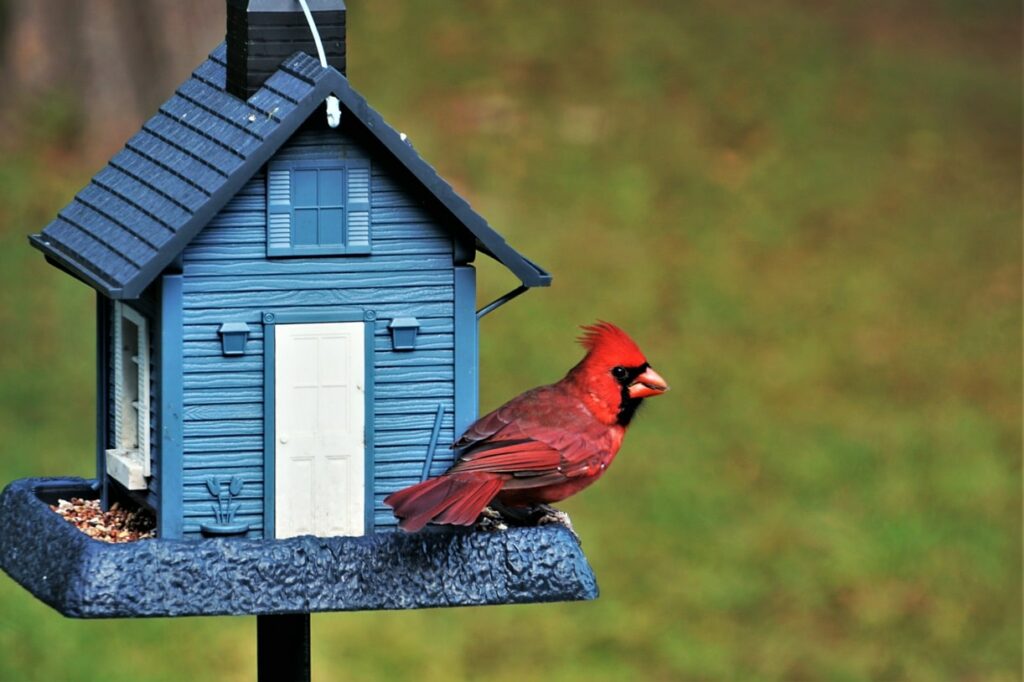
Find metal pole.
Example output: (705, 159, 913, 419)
(258, 613, 311, 682)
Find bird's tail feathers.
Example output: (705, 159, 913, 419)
(384, 473, 503, 532)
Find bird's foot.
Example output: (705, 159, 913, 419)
(480, 502, 580, 542)
(475, 506, 508, 532)
(480, 506, 503, 519)
(534, 505, 580, 543)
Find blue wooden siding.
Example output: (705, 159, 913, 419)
(178, 127, 460, 537)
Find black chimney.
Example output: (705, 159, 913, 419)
(226, 0, 346, 100)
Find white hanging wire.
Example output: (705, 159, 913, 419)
(298, 0, 342, 128)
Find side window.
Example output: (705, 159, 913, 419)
(267, 158, 371, 257)
(107, 302, 151, 490)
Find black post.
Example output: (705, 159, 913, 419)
(257, 613, 311, 682)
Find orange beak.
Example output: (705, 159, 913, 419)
(628, 367, 669, 399)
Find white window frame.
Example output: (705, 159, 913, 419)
(105, 302, 151, 491)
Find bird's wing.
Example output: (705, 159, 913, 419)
(451, 388, 538, 449)
(447, 386, 614, 480)
(453, 385, 582, 448)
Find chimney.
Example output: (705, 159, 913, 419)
(226, 0, 347, 100)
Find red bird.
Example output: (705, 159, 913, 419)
(384, 322, 669, 532)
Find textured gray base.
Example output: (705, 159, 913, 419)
(0, 478, 598, 618)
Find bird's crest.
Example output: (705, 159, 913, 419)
(578, 321, 647, 365)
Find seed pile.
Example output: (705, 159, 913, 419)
(50, 498, 156, 543)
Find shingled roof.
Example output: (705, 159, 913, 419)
(30, 44, 551, 300)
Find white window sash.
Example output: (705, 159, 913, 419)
(110, 302, 151, 479)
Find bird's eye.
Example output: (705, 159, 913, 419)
(611, 366, 628, 380)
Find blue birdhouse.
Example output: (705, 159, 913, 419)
(0, 0, 596, 620)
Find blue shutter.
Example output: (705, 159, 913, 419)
(267, 165, 293, 257)
(346, 159, 371, 254)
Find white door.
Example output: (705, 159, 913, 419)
(275, 322, 366, 538)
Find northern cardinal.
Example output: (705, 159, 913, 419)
(384, 322, 669, 532)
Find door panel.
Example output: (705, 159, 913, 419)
(275, 322, 365, 538)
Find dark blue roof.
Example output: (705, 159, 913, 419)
(30, 44, 551, 299)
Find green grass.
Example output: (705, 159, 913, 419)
(0, 1, 1020, 680)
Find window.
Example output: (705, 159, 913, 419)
(106, 302, 151, 491)
(266, 158, 371, 257)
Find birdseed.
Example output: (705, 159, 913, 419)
(50, 498, 156, 543)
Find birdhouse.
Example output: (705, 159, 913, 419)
(0, 0, 596, 622)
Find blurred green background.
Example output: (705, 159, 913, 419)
(0, 1, 1020, 680)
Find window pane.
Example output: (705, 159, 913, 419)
(319, 208, 345, 245)
(294, 209, 319, 245)
(293, 169, 318, 206)
(319, 169, 345, 206)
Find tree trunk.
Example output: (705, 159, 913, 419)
(0, 0, 225, 144)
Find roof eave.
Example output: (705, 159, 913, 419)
(29, 234, 123, 299)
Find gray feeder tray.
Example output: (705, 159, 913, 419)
(0, 478, 598, 618)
